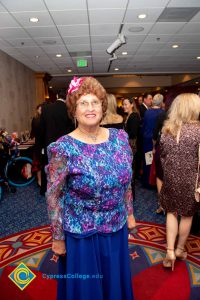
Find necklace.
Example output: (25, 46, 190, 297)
(78, 127, 100, 143)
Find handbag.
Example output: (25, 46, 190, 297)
(195, 144, 200, 202)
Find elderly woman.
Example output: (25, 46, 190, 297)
(160, 93, 200, 271)
(142, 93, 164, 188)
(46, 77, 136, 300)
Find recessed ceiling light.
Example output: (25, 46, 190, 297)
(122, 52, 128, 55)
(138, 14, 147, 19)
(172, 44, 179, 48)
(128, 26, 144, 33)
(30, 17, 39, 23)
(114, 68, 119, 71)
(56, 54, 62, 57)
(49, 86, 53, 89)
(67, 69, 72, 73)
(197, 56, 200, 60)
(195, 81, 199, 84)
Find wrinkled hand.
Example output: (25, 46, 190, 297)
(127, 214, 136, 231)
(52, 240, 66, 256)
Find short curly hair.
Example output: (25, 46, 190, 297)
(66, 77, 108, 120)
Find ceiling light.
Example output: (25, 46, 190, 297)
(35, 55, 39, 59)
(67, 69, 72, 73)
(30, 17, 39, 23)
(195, 81, 199, 84)
(172, 44, 179, 48)
(138, 14, 147, 19)
(197, 56, 200, 60)
(122, 52, 128, 55)
(56, 54, 62, 57)
(114, 68, 119, 71)
(128, 26, 144, 33)
(49, 86, 53, 89)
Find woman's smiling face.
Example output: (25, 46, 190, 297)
(75, 94, 103, 127)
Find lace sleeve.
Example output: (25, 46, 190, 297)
(45, 143, 68, 240)
(125, 183, 133, 215)
(118, 130, 134, 215)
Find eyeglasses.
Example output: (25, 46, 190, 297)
(76, 100, 102, 109)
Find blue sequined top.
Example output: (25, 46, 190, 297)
(46, 128, 133, 240)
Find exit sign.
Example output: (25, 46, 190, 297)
(77, 59, 88, 67)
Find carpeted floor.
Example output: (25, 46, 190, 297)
(0, 180, 165, 238)
(0, 180, 199, 299)
(0, 223, 200, 300)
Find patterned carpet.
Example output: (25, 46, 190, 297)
(0, 222, 200, 300)
(0, 180, 199, 299)
(0, 180, 165, 238)
(129, 222, 200, 300)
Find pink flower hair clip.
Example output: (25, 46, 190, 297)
(67, 76, 84, 95)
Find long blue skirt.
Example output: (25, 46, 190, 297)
(57, 224, 134, 300)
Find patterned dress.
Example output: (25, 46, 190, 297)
(46, 128, 134, 300)
(159, 123, 200, 216)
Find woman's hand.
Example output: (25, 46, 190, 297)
(127, 214, 136, 230)
(52, 240, 66, 256)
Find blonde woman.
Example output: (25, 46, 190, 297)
(160, 93, 200, 271)
(101, 94, 123, 129)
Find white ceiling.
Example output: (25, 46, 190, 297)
(0, 0, 200, 84)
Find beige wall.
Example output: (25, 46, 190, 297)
(0, 50, 36, 134)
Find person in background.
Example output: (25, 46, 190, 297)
(46, 76, 136, 300)
(152, 110, 168, 214)
(138, 95, 143, 106)
(122, 98, 140, 198)
(142, 93, 164, 188)
(30, 104, 42, 186)
(39, 90, 74, 195)
(135, 95, 143, 113)
(101, 93, 123, 129)
(160, 93, 200, 271)
(136, 93, 152, 179)
(122, 98, 140, 156)
(139, 93, 152, 120)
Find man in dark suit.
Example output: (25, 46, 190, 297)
(39, 89, 74, 195)
(136, 93, 153, 179)
(139, 93, 152, 120)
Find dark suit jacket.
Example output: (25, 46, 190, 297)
(39, 100, 74, 148)
(139, 103, 148, 120)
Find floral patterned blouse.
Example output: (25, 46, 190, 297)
(46, 128, 133, 240)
